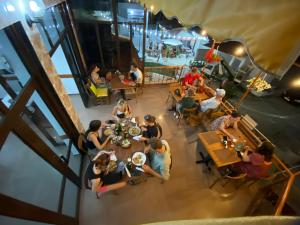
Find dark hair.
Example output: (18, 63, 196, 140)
(191, 67, 198, 73)
(257, 141, 274, 162)
(89, 64, 100, 75)
(231, 111, 241, 118)
(131, 63, 138, 68)
(85, 120, 101, 138)
(148, 137, 162, 150)
(144, 114, 156, 123)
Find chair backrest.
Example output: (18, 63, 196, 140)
(183, 106, 198, 113)
(78, 133, 88, 154)
(225, 172, 247, 180)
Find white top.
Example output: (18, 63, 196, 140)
(200, 96, 221, 112)
(130, 68, 143, 84)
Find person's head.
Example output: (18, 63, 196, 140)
(216, 88, 226, 98)
(117, 99, 127, 108)
(94, 153, 110, 170)
(88, 120, 102, 132)
(191, 67, 198, 74)
(144, 114, 156, 126)
(89, 64, 100, 74)
(186, 88, 195, 97)
(148, 137, 164, 154)
(230, 111, 241, 122)
(257, 141, 274, 162)
(131, 63, 138, 71)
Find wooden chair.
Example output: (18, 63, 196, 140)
(177, 106, 198, 126)
(209, 172, 247, 189)
(85, 81, 110, 105)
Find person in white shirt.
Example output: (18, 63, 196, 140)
(200, 88, 226, 112)
(129, 64, 143, 84)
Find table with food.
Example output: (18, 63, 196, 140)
(102, 117, 147, 177)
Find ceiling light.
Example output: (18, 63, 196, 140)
(29, 0, 40, 12)
(6, 4, 15, 12)
(150, 5, 154, 11)
(201, 30, 207, 36)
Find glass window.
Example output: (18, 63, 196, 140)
(0, 132, 62, 211)
(36, 23, 52, 52)
(52, 6, 65, 33)
(118, 2, 144, 23)
(0, 216, 54, 225)
(68, 144, 81, 176)
(22, 91, 69, 158)
(0, 30, 31, 106)
(43, 9, 59, 45)
(62, 179, 78, 217)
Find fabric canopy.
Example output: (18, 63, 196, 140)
(140, 0, 300, 77)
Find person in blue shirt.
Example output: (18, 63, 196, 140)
(142, 137, 171, 181)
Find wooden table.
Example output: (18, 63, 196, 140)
(110, 75, 136, 91)
(167, 83, 209, 103)
(103, 117, 144, 162)
(197, 128, 256, 168)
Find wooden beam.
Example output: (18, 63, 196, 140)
(95, 23, 105, 68)
(142, 5, 147, 84)
(112, 0, 120, 68)
(0, 194, 77, 225)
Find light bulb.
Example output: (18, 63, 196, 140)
(6, 4, 15, 12)
(29, 0, 40, 12)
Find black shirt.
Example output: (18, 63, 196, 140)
(142, 125, 158, 138)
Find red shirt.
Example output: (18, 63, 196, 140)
(182, 72, 201, 86)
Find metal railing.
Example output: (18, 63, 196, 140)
(144, 66, 183, 85)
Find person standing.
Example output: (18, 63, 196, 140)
(129, 63, 143, 84)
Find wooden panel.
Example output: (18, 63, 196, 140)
(169, 83, 209, 103)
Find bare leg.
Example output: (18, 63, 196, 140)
(97, 181, 127, 193)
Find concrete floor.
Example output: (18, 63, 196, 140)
(71, 85, 259, 225)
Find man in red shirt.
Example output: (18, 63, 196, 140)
(182, 67, 201, 86)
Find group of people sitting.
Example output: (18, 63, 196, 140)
(172, 66, 275, 179)
(85, 99, 171, 195)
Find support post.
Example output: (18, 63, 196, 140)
(235, 72, 263, 110)
(142, 4, 146, 84)
(112, 0, 120, 68)
(129, 23, 133, 64)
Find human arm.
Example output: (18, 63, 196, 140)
(90, 133, 112, 150)
(142, 164, 165, 180)
(111, 106, 120, 121)
(91, 73, 101, 84)
(204, 86, 216, 97)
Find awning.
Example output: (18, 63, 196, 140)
(163, 39, 183, 46)
(140, 0, 300, 77)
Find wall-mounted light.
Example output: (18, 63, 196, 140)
(292, 78, 300, 87)
(235, 47, 245, 56)
(6, 4, 16, 12)
(29, 0, 40, 12)
(150, 5, 154, 11)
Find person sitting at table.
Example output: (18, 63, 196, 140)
(142, 137, 171, 181)
(85, 120, 112, 150)
(89, 64, 106, 86)
(86, 151, 126, 193)
(174, 88, 197, 118)
(129, 63, 143, 84)
(140, 114, 162, 142)
(112, 99, 132, 121)
(199, 88, 226, 112)
(182, 67, 203, 88)
(210, 111, 241, 140)
(236, 141, 274, 179)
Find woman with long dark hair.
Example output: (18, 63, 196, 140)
(85, 120, 112, 150)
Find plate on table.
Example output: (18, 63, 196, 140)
(132, 152, 146, 166)
(128, 126, 141, 136)
(104, 128, 113, 136)
(121, 139, 131, 148)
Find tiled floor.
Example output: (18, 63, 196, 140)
(71, 85, 259, 225)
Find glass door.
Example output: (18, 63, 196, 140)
(0, 21, 82, 225)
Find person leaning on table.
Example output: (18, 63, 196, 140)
(210, 111, 241, 140)
(142, 137, 171, 181)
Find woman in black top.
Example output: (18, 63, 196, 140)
(140, 114, 162, 142)
(86, 152, 126, 193)
(85, 120, 112, 150)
